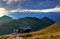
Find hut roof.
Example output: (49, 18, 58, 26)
(19, 26, 31, 30)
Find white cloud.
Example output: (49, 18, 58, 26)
(0, 8, 7, 17)
(6, 0, 22, 4)
(0, 7, 60, 17)
(6, 0, 13, 4)
(9, 7, 60, 12)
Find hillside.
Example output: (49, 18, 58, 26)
(18, 21, 60, 39)
(0, 17, 55, 35)
(29, 21, 60, 35)
(0, 21, 60, 39)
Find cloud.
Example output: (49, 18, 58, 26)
(0, 0, 60, 10)
(6, 0, 14, 4)
(0, 6, 60, 13)
(0, 6, 60, 17)
(0, 8, 7, 17)
(9, 7, 60, 12)
(6, 0, 22, 4)
(0, 0, 60, 17)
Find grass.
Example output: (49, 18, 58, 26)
(0, 21, 60, 39)
(0, 34, 60, 39)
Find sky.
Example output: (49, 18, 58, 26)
(0, 0, 60, 21)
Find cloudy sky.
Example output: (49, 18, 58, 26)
(0, 0, 60, 21)
(0, 0, 60, 9)
(0, 0, 60, 12)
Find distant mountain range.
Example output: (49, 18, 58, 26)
(0, 15, 55, 35)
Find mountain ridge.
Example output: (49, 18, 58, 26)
(0, 16, 55, 35)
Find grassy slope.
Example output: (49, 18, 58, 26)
(0, 21, 60, 39)
(31, 21, 60, 35)
(19, 21, 60, 39)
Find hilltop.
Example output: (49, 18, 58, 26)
(0, 15, 13, 25)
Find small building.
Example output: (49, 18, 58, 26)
(16, 26, 32, 33)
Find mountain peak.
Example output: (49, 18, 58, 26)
(42, 17, 55, 22)
(42, 17, 50, 19)
(2, 15, 9, 17)
(2, 15, 11, 18)
(0, 15, 13, 23)
(1, 15, 13, 19)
